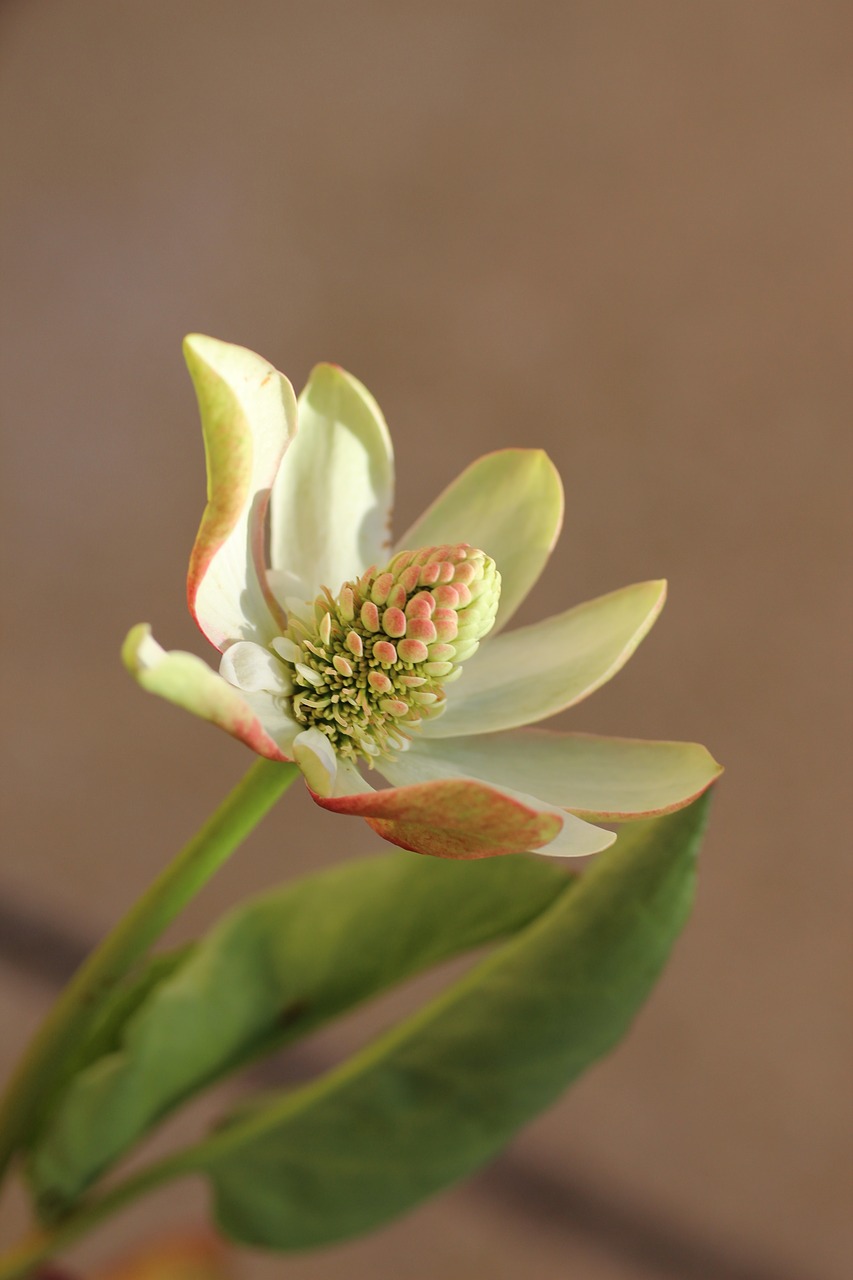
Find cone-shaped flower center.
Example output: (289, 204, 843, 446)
(273, 544, 500, 764)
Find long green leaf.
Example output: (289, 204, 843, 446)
(197, 797, 709, 1250)
(31, 946, 193, 1146)
(29, 852, 570, 1214)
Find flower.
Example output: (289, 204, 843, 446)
(124, 335, 721, 859)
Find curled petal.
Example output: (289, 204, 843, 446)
(396, 449, 564, 635)
(390, 730, 722, 819)
(293, 728, 338, 797)
(270, 363, 394, 604)
(184, 335, 297, 651)
(531, 810, 616, 857)
(219, 641, 293, 695)
(309, 771, 612, 860)
(423, 580, 667, 739)
(123, 624, 294, 761)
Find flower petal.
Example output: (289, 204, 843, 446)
(390, 730, 722, 819)
(270, 363, 394, 603)
(422, 580, 667, 738)
(332, 757, 376, 797)
(377, 751, 615, 857)
(395, 449, 563, 634)
(219, 641, 293, 695)
(532, 813, 617, 858)
(184, 335, 297, 651)
(123, 624, 295, 761)
(310, 765, 612, 860)
(293, 728, 338, 797)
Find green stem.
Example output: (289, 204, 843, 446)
(0, 758, 299, 1189)
(0, 1151, 195, 1280)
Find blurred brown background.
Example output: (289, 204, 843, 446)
(1, 2, 850, 1278)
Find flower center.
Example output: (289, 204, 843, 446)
(272, 544, 500, 764)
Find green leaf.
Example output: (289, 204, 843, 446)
(28, 852, 570, 1214)
(197, 796, 710, 1250)
(32, 946, 192, 1144)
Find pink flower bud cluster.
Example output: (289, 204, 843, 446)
(275, 544, 500, 763)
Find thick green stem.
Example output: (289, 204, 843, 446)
(0, 758, 299, 1188)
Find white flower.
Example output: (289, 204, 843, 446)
(124, 336, 721, 859)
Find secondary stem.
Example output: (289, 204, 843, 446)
(0, 1151, 194, 1280)
(0, 758, 299, 1188)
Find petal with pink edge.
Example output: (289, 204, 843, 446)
(122, 624, 295, 762)
(270, 363, 394, 605)
(184, 335, 297, 651)
(396, 449, 563, 635)
(310, 772, 613, 860)
(386, 730, 722, 820)
(423, 580, 667, 739)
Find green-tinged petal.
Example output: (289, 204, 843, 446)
(270, 363, 394, 602)
(533, 813, 616, 857)
(423, 580, 667, 738)
(332, 757, 375, 797)
(311, 768, 613, 859)
(293, 728, 338, 797)
(123, 625, 295, 761)
(395, 449, 563, 634)
(397, 731, 722, 819)
(184, 335, 297, 650)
